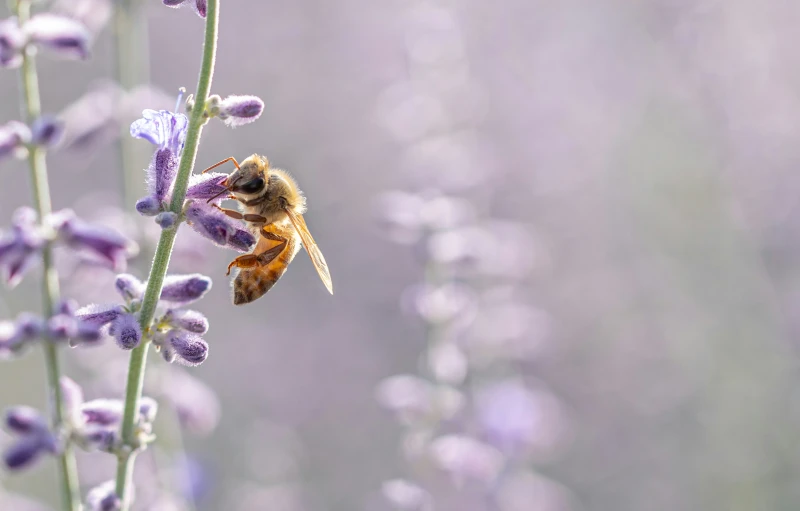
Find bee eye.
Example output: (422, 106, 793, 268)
(239, 177, 264, 194)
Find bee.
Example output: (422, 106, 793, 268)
(201, 154, 333, 305)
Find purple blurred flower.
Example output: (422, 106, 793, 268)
(5, 407, 47, 435)
(167, 330, 208, 366)
(0, 207, 45, 288)
(3, 434, 56, 470)
(0, 17, 24, 68)
(85, 480, 121, 511)
(75, 303, 122, 327)
(427, 435, 504, 485)
(113, 273, 144, 302)
(0, 121, 31, 158)
(160, 273, 212, 304)
(53, 209, 131, 271)
(163, 0, 207, 19)
(108, 313, 141, 350)
(30, 115, 64, 148)
(157, 369, 220, 435)
(217, 94, 264, 127)
(60, 377, 84, 427)
(163, 309, 209, 334)
(0, 312, 44, 357)
(23, 14, 92, 60)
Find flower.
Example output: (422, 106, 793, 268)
(165, 330, 208, 366)
(23, 14, 92, 60)
(217, 95, 264, 127)
(30, 115, 64, 148)
(5, 406, 48, 435)
(0, 312, 43, 357)
(185, 172, 228, 202)
(52, 209, 132, 271)
(0, 207, 45, 287)
(0, 120, 30, 158)
(160, 274, 212, 304)
(162, 308, 209, 334)
(85, 480, 121, 511)
(0, 17, 25, 68)
(108, 313, 141, 350)
(130, 109, 187, 154)
(184, 201, 255, 251)
(2, 406, 58, 471)
(163, 0, 207, 19)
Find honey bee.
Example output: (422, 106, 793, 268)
(201, 154, 333, 305)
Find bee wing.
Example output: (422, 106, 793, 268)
(284, 207, 333, 294)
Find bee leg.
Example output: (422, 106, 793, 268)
(226, 230, 287, 276)
(201, 156, 241, 174)
(211, 204, 267, 224)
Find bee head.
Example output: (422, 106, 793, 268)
(227, 154, 268, 197)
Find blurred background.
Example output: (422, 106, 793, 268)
(2, 0, 800, 510)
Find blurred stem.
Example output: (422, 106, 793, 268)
(15, 1, 82, 510)
(114, 1, 219, 508)
(113, 0, 151, 209)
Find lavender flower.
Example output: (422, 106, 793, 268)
(217, 94, 264, 127)
(160, 273, 212, 304)
(113, 273, 145, 302)
(53, 209, 131, 271)
(0, 207, 45, 287)
(108, 313, 141, 350)
(0, 312, 43, 357)
(185, 172, 228, 202)
(0, 120, 30, 158)
(166, 330, 208, 366)
(163, 308, 209, 334)
(23, 14, 92, 60)
(0, 17, 24, 68)
(30, 115, 64, 148)
(85, 481, 121, 511)
(184, 201, 247, 248)
(155, 211, 178, 229)
(5, 406, 48, 434)
(75, 303, 123, 328)
(2, 406, 58, 471)
(163, 0, 207, 19)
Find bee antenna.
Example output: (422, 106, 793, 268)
(206, 176, 241, 203)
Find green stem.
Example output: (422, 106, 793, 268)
(15, 1, 82, 509)
(114, 1, 219, 507)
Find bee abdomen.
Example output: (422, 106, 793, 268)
(232, 235, 299, 305)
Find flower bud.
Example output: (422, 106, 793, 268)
(0, 120, 30, 158)
(0, 17, 25, 68)
(76, 303, 122, 327)
(155, 211, 178, 230)
(184, 202, 237, 247)
(164, 309, 209, 334)
(138, 397, 158, 424)
(5, 406, 47, 434)
(61, 377, 84, 426)
(3, 435, 47, 470)
(135, 196, 161, 216)
(47, 313, 78, 341)
(167, 330, 208, 366)
(109, 313, 141, 350)
(30, 115, 64, 147)
(114, 274, 145, 302)
(86, 480, 121, 511)
(149, 149, 178, 202)
(55, 210, 131, 271)
(185, 172, 228, 202)
(227, 228, 256, 253)
(160, 274, 212, 304)
(217, 95, 264, 127)
(23, 14, 92, 60)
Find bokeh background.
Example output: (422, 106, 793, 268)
(2, 0, 800, 510)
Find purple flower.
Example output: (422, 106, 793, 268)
(0, 207, 45, 288)
(75, 303, 122, 327)
(158, 370, 220, 435)
(163, 309, 209, 334)
(30, 115, 64, 147)
(5, 407, 47, 435)
(3, 434, 55, 470)
(149, 149, 179, 203)
(108, 313, 141, 350)
(427, 435, 505, 484)
(0, 312, 44, 356)
(163, 0, 207, 19)
(135, 196, 161, 216)
(160, 273, 212, 304)
(60, 377, 84, 427)
(23, 14, 92, 60)
(217, 95, 264, 127)
(227, 227, 256, 253)
(85, 480, 120, 511)
(0, 120, 31, 158)
(53, 209, 131, 271)
(185, 201, 255, 251)
(113, 273, 144, 302)
(167, 330, 208, 366)
(130, 109, 187, 155)
(186, 172, 228, 202)
(0, 17, 25, 68)
(155, 211, 178, 230)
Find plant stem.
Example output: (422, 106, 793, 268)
(14, 0, 82, 509)
(114, 1, 219, 507)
